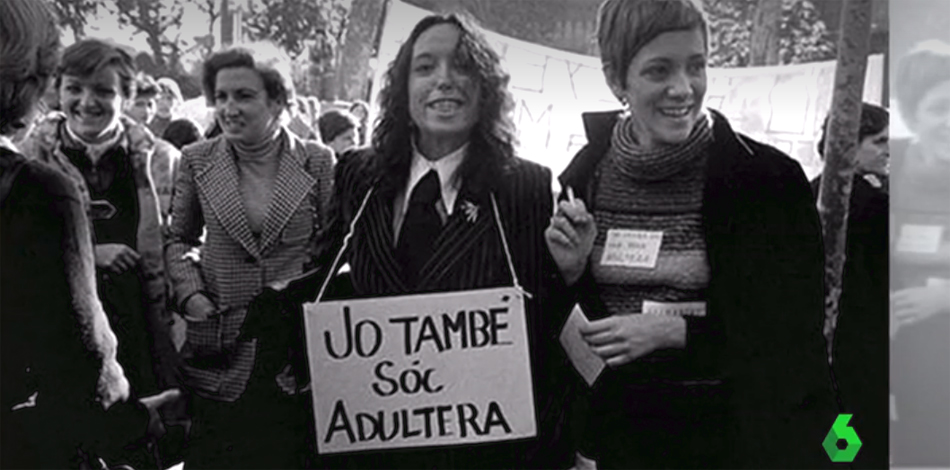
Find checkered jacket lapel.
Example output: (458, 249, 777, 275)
(259, 134, 316, 255)
(194, 139, 261, 258)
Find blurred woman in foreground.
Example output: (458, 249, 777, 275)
(2, 1, 172, 467)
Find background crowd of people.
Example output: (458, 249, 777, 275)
(2, 0, 948, 468)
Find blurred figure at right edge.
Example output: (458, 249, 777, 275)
(889, 39, 950, 468)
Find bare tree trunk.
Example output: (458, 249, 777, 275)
(817, 0, 873, 364)
(750, 0, 783, 65)
(321, 72, 338, 102)
(221, 0, 233, 47)
(337, 0, 389, 101)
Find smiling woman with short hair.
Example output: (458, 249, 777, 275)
(19, 38, 179, 401)
(164, 41, 335, 469)
(547, 0, 837, 467)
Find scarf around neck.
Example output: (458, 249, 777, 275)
(63, 120, 126, 164)
(608, 109, 713, 182)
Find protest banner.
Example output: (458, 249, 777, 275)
(369, 0, 885, 180)
(303, 287, 536, 454)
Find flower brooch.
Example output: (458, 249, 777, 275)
(461, 200, 480, 223)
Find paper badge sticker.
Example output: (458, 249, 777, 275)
(926, 277, 950, 287)
(641, 300, 707, 317)
(599, 229, 663, 269)
(896, 224, 944, 254)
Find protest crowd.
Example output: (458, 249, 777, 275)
(1, 0, 948, 468)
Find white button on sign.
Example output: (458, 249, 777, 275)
(599, 229, 664, 269)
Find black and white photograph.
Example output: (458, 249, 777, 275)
(1, 0, 907, 469)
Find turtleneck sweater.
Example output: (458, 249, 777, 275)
(589, 111, 714, 380)
(230, 128, 283, 237)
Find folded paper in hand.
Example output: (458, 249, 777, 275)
(559, 304, 605, 386)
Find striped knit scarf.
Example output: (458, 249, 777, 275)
(609, 110, 713, 181)
(589, 110, 715, 320)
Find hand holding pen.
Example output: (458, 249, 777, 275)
(545, 186, 598, 286)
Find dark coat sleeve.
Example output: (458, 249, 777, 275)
(494, 159, 580, 468)
(246, 148, 374, 381)
(723, 144, 838, 468)
(15, 161, 122, 391)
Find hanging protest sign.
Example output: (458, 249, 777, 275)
(303, 287, 536, 454)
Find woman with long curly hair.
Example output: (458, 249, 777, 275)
(273, 12, 578, 470)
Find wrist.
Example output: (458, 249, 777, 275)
(562, 262, 588, 287)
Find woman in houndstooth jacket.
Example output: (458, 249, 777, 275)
(164, 43, 334, 469)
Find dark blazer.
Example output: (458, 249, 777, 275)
(275, 146, 578, 469)
(1, 147, 148, 468)
(559, 109, 838, 469)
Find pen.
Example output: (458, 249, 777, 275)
(566, 186, 576, 204)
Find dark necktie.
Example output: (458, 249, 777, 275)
(396, 170, 443, 287)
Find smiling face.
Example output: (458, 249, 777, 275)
(912, 79, 950, 160)
(408, 23, 481, 158)
(60, 66, 126, 142)
(608, 28, 707, 150)
(213, 67, 283, 145)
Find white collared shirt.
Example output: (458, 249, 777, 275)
(64, 121, 126, 165)
(393, 142, 467, 242)
(0, 135, 18, 153)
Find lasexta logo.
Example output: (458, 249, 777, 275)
(822, 413, 862, 462)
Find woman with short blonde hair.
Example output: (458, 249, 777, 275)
(548, 0, 836, 467)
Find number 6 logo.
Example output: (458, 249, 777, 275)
(822, 414, 863, 462)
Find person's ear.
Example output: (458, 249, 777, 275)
(604, 65, 626, 105)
